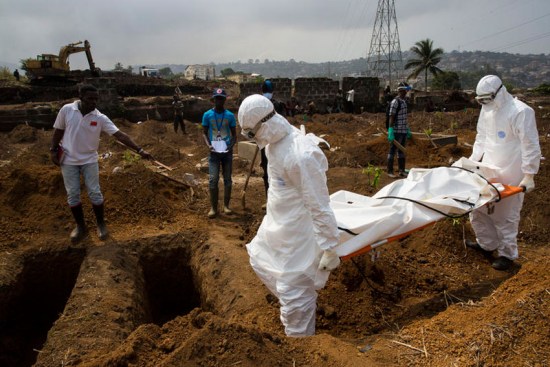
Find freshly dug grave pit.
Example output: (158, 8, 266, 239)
(0, 248, 86, 367)
(31, 235, 207, 366)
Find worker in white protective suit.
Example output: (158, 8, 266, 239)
(467, 75, 541, 270)
(237, 94, 340, 336)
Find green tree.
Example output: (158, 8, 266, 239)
(159, 67, 173, 77)
(456, 64, 500, 90)
(432, 71, 461, 90)
(0, 66, 12, 80)
(20, 59, 28, 71)
(404, 39, 444, 91)
(220, 68, 236, 77)
(533, 83, 550, 95)
(114, 62, 124, 71)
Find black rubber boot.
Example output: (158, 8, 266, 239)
(93, 202, 109, 240)
(492, 256, 513, 271)
(223, 186, 233, 214)
(387, 156, 395, 177)
(398, 158, 407, 177)
(208, 188, 219, 218)
(70, 203, 87, 243)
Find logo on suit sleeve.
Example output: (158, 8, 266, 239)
(90, 121, 98, 126)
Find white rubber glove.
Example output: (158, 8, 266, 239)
(519, 173, 535, 193)
(318, 250, 340, 271)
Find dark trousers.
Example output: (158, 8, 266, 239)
(260, 148, 268, 194)
(174, 115, 185, 133)
(208, 151, 233, 190)
(388, 133, 407, 160)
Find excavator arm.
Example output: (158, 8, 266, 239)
(58, 40, 97, 74)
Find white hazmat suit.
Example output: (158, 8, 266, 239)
(238, 95, 340, 336)
(470, 75, 541, 261)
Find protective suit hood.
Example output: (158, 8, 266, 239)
(476, 75, 513, 111)
(238, 94, 291, 149)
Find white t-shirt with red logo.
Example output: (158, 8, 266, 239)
(53, 100, 119, 165)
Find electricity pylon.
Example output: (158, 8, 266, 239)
(366, 0, 404, 88)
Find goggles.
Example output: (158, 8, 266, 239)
(475, 84, 503, 105)
(242, 109, 275, 139)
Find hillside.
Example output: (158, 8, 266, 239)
(136, 51, 549, 89)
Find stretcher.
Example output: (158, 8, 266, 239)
(330, 159, 525, 261)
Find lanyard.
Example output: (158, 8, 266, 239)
(213, 110, 225, 136)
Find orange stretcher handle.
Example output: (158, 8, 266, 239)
(499, 185, 525, 199)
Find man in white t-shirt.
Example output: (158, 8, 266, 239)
(50, 84, 153, 242)
(346, 89, 355, 113)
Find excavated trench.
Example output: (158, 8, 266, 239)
(0, 248, 86, 367)
(0, 234, 206, 367)
(140, 246, 201, 326)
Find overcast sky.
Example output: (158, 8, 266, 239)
(1, 0, 549, 71)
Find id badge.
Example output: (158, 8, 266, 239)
(211, 139, 227, 153)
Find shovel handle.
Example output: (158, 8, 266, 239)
(243, 146, 260, 190)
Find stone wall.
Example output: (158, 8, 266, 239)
(293, 78, 339, 113)
(238, 78, 292, 103)
(238, 77, 379, 114)
(342, 77, 380, 113)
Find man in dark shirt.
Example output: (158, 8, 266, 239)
(387, 82, 412, 177)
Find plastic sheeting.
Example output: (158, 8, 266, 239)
(331, 160, 507, 258)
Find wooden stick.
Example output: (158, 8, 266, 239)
(241, 146, 260, 209)
(153, 160, 173, 171)
(421, 328, 429, 358)
(153, 170, 190, 187)
(115, 141, 173, 170)
(391, 340, 425, 354)
(425, 132, 439, 148)
(377, 128, 406, 153)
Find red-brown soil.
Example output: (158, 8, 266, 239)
(0, 97, 548, 366)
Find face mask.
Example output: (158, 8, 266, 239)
(263, 92, 273, 100)
(241, 109, 276, 140)
(475, 84, 502, 105)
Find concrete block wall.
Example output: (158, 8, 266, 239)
(342, 77, 380, 113)
(238, 76, 380, 114)
(293, 78, 340, 112)
(239, 78, 292, 103)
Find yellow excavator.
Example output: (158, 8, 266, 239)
(23, 40, 100, 83)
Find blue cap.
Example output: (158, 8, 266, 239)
(397, 82, 411, 91)
(261, 80, 274, 93)
(212, 88, 227, 98)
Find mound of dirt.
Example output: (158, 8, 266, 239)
(0, 100, 548, 366)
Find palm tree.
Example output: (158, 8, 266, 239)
(404, 39, 444, 91)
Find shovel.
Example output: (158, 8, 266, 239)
(377, 127, 406, 154)
(241, 145, 260, 209)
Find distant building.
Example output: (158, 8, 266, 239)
(184, 65, 215, 80)
(139, 66, 160, 78)
(227, 73, 261, 83)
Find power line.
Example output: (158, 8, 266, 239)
(335, 0, 376, 62)
(335, 0, 362, 61)
(490, 31, 550, 52)
(461, 11, 550, 47)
